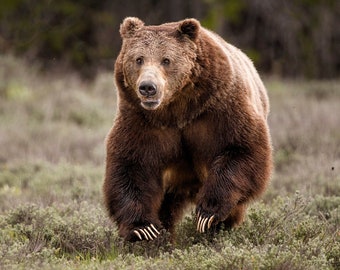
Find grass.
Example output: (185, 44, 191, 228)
(0, 54, 339, 269)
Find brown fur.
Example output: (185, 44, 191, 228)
(103, 17, 273, 241)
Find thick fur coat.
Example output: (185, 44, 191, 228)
(103, 17, 273, 242)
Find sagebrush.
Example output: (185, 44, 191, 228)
(0, 55, 339, 269)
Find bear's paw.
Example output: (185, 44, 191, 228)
(132, 224, 161, 241)
(196, 211, 215, 233)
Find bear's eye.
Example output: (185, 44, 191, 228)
(161, 58, 170, 66)
(136, 57, 144, 65)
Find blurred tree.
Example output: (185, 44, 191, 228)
(203, 0, 340, 78)
(0, 0, 115, 77)
(0, 0, 339, 78)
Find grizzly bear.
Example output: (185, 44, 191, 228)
(103, 17, 272, 242)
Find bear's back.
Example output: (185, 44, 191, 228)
(202, 28, 269, 119)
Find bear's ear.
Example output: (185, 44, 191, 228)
(120, 17, 144, 38)
(177, 18, 200, 41)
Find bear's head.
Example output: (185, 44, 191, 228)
(119, 17, 200, 110)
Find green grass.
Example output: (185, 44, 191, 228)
(0, 55, 339, 269)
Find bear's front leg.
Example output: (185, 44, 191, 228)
(103, 116, 176, 242)
(195, 143, 271, 233)
(104, 158, 164, 242)
(104, 115, 182, 241)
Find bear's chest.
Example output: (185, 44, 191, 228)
(180, 115, 227, 160)
(160, 119, 218, 188)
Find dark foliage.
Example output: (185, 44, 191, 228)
(0, 0, 339, 78)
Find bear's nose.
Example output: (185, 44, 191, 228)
(138, 81, 157, 97)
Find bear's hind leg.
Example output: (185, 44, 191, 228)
(158, 191, 191, 236)
(222, 203, 246, 229)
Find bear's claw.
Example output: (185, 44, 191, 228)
(196, 212, 215, 233)
(133, 224, 160, 241)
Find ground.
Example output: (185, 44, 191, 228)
(0, 55, 339, 269)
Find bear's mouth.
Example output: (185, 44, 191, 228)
(141, 100, 160, 110)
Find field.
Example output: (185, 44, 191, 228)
(0, 54, 339, 269)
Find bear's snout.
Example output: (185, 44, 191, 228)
(136, 67, 166, 110)
(138, 81, 157, 97)
(137, 80, 161, 110)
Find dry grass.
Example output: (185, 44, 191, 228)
(0, 55, 115, 165)
(267, 79, 340, 199)
(0, 55, 339, 269)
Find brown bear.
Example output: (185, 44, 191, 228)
(103, 17, 272, 242)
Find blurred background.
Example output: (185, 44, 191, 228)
(0, 0, 339, 79)
(0, 2, 339, 268)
